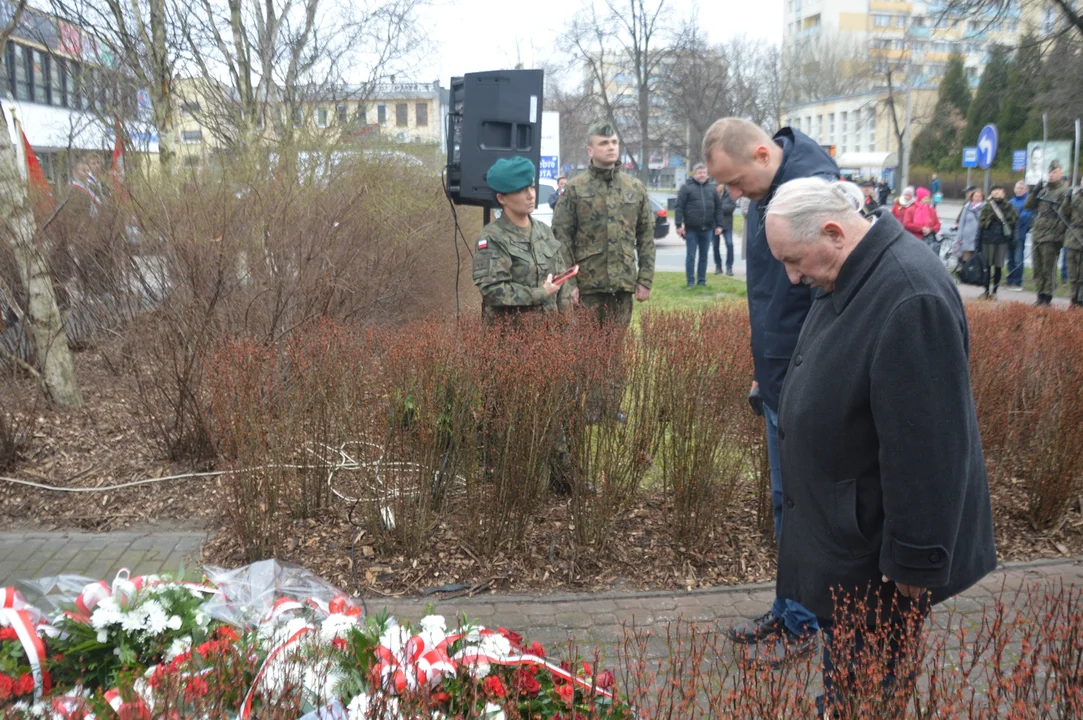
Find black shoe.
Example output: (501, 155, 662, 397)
(729, 611, 783, 645)
(741, 628, 818, 669)
(714, 267, 723, 275)
(726, 268, 734, 277)
(686, 283, 694, 289)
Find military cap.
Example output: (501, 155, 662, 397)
(485, 157, 536, 194)
(1049, 159, 1062, 171)
(859, 179, 875, 187)
(587, 120, 617, 137)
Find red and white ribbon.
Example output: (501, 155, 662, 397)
(0, 586, 51, 699)
(240, 622, 314, 718)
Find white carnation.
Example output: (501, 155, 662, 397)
(319, 613, 358, 643)
(165, 636, 192, 661)
(121, 605, 149, 633)
(143, 601, 169, 634)
(96, 629, 108, 643)
(484, 703, 506, 720)
(194, 611, 210, 628)
(166, 614, 183, 631)
(90, 597, 122, 629)
(419, 615, 446, 635)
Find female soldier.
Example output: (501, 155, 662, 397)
(472, 157, 576, 320)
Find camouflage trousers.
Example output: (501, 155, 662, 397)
(579, 292, 633, 420)
(1068, 248, 1083, 304)
(1034, 242, 1063, 298)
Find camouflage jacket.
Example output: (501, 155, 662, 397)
(550, 164, 655, 294)
(472, 214, 575, 319)
(1025, 179, 1071, 245)
(1067, 189, 1083, 250)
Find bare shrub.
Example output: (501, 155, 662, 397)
(640, 306, 756, 552)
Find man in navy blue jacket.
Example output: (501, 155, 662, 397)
(704, 118, 839, 666)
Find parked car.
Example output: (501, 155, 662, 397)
(533, 180, 670, 240)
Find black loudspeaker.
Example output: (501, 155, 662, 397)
(445, 69, 544, 207)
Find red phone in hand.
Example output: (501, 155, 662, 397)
(552, 265, 579, 286)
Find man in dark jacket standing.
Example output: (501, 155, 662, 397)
(703, 118, 839, 665)
(764, 177, 996, 717)
(715, 184, 737, 275)
(675, 163, 725, 287)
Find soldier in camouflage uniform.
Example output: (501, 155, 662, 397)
(472, 156, 577, 492)
(1025, 160, 1070, 306)
(1067, 183, 1083, 307)
(473, 157, 577, 322)
(551, 120, 656, 327)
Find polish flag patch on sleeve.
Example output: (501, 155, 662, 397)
(477, 238, 488, 250)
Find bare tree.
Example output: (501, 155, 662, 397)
(560, 0, 670, 184)
(658, 13, 731, 165)
(49, 0, 181, 173)
(781, 32, 873, 106)
(175, 0, 425, 152)
(0, 1, 84, 407)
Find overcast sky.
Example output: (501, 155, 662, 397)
(415, 0, 784, 87)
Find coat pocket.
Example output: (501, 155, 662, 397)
(832, 478, 880, 560)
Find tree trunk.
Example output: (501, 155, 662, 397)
(150, 0, 175, 174)
(638, 85, 650, 185)
(0, 111, 83, 407)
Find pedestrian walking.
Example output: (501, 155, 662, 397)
(953, 188, 984, 262)
(716, 183, 737, 275)
(902, 187, 941, 254)
(891, 186, 914, 224)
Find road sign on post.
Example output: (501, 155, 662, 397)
(1012, 150, 1027, 173)
(977, 124, 998, 169)
(962, 147, 978, 167)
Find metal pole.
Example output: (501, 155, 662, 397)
(900, 54, 914, 191)
(1042, 112, 1049, 183)
(984, 168, 991, 195)
(967, 167, 972, 188)
(1074, 119, 1081, 188)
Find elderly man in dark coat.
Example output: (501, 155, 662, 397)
(764, 177, 997, 718)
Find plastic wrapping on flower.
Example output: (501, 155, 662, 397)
(201, 559, 357, 629)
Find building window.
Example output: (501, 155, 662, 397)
(895, 15, 907, 27)
(377, 104, 387, 125)
(911, 16, 925, 27)
(50, 55, 64, 107)
(181, 129, 202, 144)
(13, 44, 30, 101)
(815, 114, 822, 141)
(828, 113, 835, 142)
(873, 14, 891, 27)
(336, 104, 347, 124)
(30, 49, 46, 104)
(396, 103, 408, 127)
(841, 111, 848, 153)
(416, 102, 428, 127)
(355, 104, 367, 124)
(317, 107, 328, 127)
(867, 107, 876, 149)
(181, 100, 200, 114)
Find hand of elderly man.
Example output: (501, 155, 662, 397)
(883, 575, 927, 600)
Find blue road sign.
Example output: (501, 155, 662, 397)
(538, 155, 559, 180)
(963, 147, 978, 168)
(977, 124, 998, 169)
(1012, 149, 1027, 173)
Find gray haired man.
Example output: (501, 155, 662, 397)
(675, 162, 725, 288)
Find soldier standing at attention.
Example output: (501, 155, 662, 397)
(473, 157, 577, 321)
(1025, 160, 1070, 306)
(551, 121, 656, 327)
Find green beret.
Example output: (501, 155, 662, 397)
(485, 157, 536, 194)
(587, 120, 617, 137)
(1049, 159, 1062, 171)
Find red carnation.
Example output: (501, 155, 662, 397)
(556, 682, 574, 703)
(482, 675, 507, 698)
(0, 627, 18, 642)
(185, 676, 209, 701)
(332, 637, 348, 651)
(514, 668, 541, 696)
(526, 641, 545, 658)
(430, 689, 451, 703)
(595, 670, 615, 690)
(216, 626, 240, 643)
(497, 627, 523, 649)
(195, 640, 219, 658)
(0, 673, 13, 700)
(16, 673, 34, 696)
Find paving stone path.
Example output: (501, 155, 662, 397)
(2, 529, 1078, 665)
